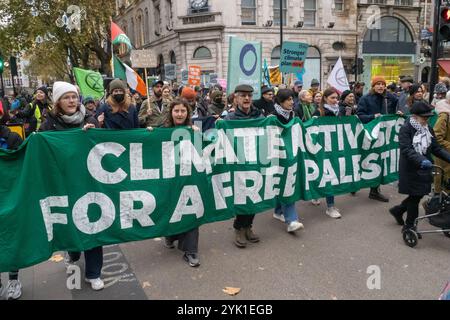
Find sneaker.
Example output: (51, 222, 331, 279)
(164, 237, 175, 249)
(287, 221, 304, 233)
(273, 213, 285, 223)
(6, 280, 22, 300)
(85, 278, 104, 291)
(311, 199, 321, 206)
(183, 253, 200, 267)
(326, 207, 342, 219)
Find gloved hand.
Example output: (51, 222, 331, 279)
(420, 160, 432, 169)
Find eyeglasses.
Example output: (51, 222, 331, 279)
(238, 93, 253, 98)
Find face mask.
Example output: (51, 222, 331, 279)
(113, 94, 125, 103)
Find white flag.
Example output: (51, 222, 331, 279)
(327, 57, 350, 94)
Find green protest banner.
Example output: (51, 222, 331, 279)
(227, 37, 262, 99)
(73, 67, 105, 100)
(0, 116, 403, 271)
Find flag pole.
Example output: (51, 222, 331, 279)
(144, 67, 150, 103)
(110, 19, 115, 78)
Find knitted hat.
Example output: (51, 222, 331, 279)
(371, 76, 386, 87)
(261, 85, 274, 95)
(210, 90, 223, 102)
(52, 81, 78, 104)
(109, 79, 127, 93)
(340, 90, 353, 101)
(35, 86, 49, 97)
(181, 87, 197, 100)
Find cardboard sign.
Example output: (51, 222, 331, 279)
(131, 50, 157, 68)
(165, 64, 177, 80)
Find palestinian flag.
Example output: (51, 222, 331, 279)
(111, 21, 132, 51)
(113, 55, 147, 97)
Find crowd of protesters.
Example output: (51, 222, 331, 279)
(2, 73, 450, 299)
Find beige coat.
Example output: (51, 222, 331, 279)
(433, 102, 450, 191)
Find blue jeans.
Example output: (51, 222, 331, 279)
(275, 202, 299, 224)
(326, 196, 335, 208)
(69, 246, 103, 279)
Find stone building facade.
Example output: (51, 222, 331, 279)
(114, 0, 424, 89)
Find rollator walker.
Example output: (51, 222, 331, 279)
(403, 165, 450, 247)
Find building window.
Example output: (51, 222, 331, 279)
(364, 17, 413, 42)
(144, 9, 149, 43)
(304, 0, 316, 27)
(136, 11, 144, 47)
(273, 0, 287, 26)
(271, 46, 281, 65)
(335, 0, 344, 11)
(394, 0, 413, 5)
(368, 0, 386, 4)
(170, 50, 176, 64)
(193, 46, 212, 59)
(154, 4, 161, 36)
(241, 0, 256, 26)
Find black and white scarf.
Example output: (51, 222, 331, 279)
(410, 117, 432, 155)
(323, 103, 340, 116)
(274, 103, 293, 120)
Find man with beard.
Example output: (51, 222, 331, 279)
(139, 80, 167, 128)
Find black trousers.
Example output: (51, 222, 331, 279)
(69, 246, 103, 279)
(397, 195, 424, 227)
(233, 214, 255, 230)
(166, 227, 199, 254)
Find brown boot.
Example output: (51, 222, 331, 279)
(244, 227, 260, 243)
(234, 229, 247, 248)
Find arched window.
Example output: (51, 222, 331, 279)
(157, 54, 165, 78)
(303, 46, 321, 88)
(193, 47, 212, 59)
(271, 46, 281, 65)
(364, 16, 413, 42)
(170, 50, 176, 64)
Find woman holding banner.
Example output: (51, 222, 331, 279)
(39, 81, 104, 290)
(270, 89, 305, 233)
(147, 98, 201, 267)
(313, 88, 342, 219)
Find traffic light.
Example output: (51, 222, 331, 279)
(439, 6, 450, 41)
(356, 58, 364, 75)
(0, 56, 4, 75)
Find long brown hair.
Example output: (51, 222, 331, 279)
(164, 98, 192, 128)
(106, 93, 132, 112)
(318, 87, 339, 116)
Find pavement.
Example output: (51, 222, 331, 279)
(3, 185, 450, 300)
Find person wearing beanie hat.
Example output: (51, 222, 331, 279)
(357, 75, 398, 203)
(338, 90, 357, 116)
(308, 79, 320, 96)
(390, 101, 450, 237)
(83, 96, 97, 117)
(254, 86, 275, 116)
(96, 78, 139, 129)
(27, 85, 52, 130)
(207, 89, 226, 116)
(39, 82, 104, 290)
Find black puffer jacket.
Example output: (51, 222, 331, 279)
(398, 118, 450, 196)
(39, 112, 98, 131)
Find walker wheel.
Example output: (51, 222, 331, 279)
(444, 231, 450, 238)
(403, 229, 418, 247)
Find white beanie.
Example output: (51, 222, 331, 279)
(52, 81, 78, 104)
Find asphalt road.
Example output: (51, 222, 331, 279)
(5, 185, 450, 300)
